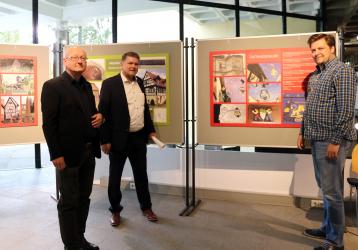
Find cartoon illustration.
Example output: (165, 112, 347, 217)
(213, 54, 245, 76)
(252, 108, 262, 121)
(248, 83, 280, 103)
(213, 77, 231, 103)
(264, 107, 273, 122)
(247, 63, 281, 82)
(214, 104, 246, 124)
(283, 93, 305, 124)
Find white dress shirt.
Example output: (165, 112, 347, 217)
(121, 72, 145, 132)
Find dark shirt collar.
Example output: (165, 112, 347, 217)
(62, 71, 87, 88)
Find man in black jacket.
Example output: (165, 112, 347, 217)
(41, 47, 102, 250)
(99, 51, 157, 227)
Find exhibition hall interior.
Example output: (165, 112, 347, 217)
(0, 0, 358, 249)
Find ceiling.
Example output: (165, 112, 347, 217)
(0, 0, 357, 42)
(326, 0, 358, 43)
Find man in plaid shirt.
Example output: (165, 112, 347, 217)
(297, 33, 357, 250)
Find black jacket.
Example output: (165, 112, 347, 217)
(41, 72, 101, 166)
(98, 74, 155, 151)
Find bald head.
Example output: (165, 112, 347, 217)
(64, 47, 88, 80)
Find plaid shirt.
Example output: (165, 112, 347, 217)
(302, 58, 357, 144)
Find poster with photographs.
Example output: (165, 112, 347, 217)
(0, 56, 37, 127)
(83, 53, 170, 125)
(210, 48, 315, 127)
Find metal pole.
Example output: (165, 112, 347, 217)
(184, 37, 190, 207)
(235, 0, 240, 37)
(191, 37, 196, 203)
(112, 0, 118, 43)
(33, 0, 41, 168)
(179, 38, 190, 216)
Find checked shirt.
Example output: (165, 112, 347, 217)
(302, 58, 357, 144)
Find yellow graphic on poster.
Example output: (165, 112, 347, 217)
(83, 54, 170, 125)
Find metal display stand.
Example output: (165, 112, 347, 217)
(180, 38, 201, 216)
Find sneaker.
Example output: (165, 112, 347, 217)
(303, 228, 325, 239)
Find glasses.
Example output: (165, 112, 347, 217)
(67, 56, 87, 62)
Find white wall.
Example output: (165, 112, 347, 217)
(95, 147, 354, 198)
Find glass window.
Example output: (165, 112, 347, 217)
(286, 0, 319, 16)
(184, 5, 235, 39)
(195, 0, 235, 4)
(0, 1, 32, 43)
(118, 0, 179, 42)
(240, 12, 282, 36)
(287, 17, 316, 34)
(39, 0, 112, 45)
(240, 0, 282, 11)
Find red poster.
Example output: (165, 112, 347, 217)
(210, 48, 315, 128)
(0, 56, 38, 128)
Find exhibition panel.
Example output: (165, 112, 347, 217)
(0, 44, 50, 145)
(197, 32, 337, 147)
(68, 41, 184, 144)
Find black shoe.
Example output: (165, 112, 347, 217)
(314, 241, 344, 250)
(81, 238, 99, 250)
(303, 228, 325, 239)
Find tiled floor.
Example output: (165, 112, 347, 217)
(0, 145, 358, 250)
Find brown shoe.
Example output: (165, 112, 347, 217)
(110, 212, 120, 226)
(142, 209, 158, 222)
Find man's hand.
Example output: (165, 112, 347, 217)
(327, 143, 340, 160)
(52, 156, 66, 170)
(101, 143, 111, 154)
(297, 134, 305, 150)
(149, 132, 157, 139)
(91, 113, 103, 128)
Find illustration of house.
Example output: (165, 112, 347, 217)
(143, 71, 166, 106)
(1, 97, 20, 122)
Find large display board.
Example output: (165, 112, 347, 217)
(72, 41, 183, 144)
(197, 32, 337, 147)
(0, 44, 50, 145)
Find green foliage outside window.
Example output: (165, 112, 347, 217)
(0, 31, 20, 44)
(68, 17, 111, 45)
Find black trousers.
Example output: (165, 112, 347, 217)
(57, 144, 95, 249)
(108, 132, 152, 213)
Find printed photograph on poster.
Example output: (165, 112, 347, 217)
(213, 54, 245, 76)
(137, 56, 169, 125)
(86, 54, 170, 125)
(0, 74, 34, 95)
(1, 96, 21, 125)
(283, 93, 305, 124)
(247, 63, 281, 82)
(83, 58, 106, 106)
(0, 56, 37, 128)
(213, 104, 246, 124)
(213, 77, 246, 103)
(21, 96, 35, 123)
(0, 58, 34, 73)
(248, 83, 281, 103)
(248, 104, 280, 124)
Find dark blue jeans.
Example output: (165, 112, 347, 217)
(311, 140, 353, 247)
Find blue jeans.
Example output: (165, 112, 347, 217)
(311, 140, 352, 247)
